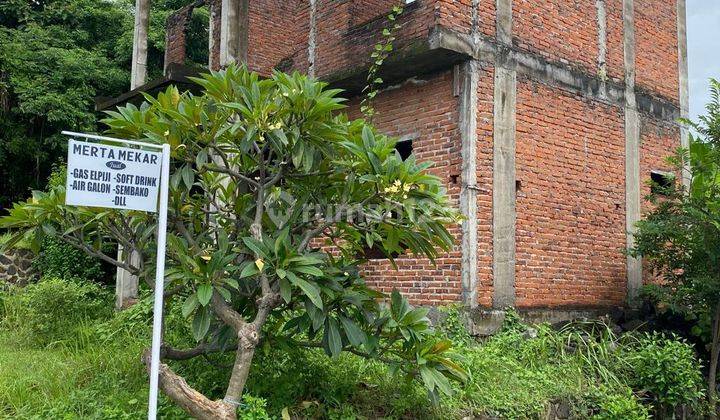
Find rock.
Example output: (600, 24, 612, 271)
(523, 327, 538, 339)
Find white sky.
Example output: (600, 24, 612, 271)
(688, 0, 720, 122)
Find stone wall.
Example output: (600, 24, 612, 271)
(0, 249, 36, 286)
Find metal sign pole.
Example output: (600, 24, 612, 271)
(148, 143, 171, 420)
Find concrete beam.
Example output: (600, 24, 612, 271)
(428, 26, 680, 121)
(677, 0, 691, 188)
(459, 60, 480, 308)
(492, 0, 517, 309)
(623, 0, 642, 305)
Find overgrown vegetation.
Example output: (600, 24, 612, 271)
(0, 278, 707, 418)
(631, 78, 720, 416)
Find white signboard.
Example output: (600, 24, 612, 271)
(65, 139, 163, 212)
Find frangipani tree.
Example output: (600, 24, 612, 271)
(1, 65, 465, 419)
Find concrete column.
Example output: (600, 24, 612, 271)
(308, 0, 318, 77)
(130, 0, 150, 89)
(596, 0, 608, 98)
(623, 0, 642, 305)
(459, 60, 480, 308)
(677, 0, 691, 188)
(492, 0, 517, 309)
(116, 248, 139, 309)
(209, 2, 216, 69)
(220, 0, 248, 66)
(118, 0, 150, 310)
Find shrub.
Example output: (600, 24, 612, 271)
(238, 395, 270, 420)
(1, 277, 112, 346)
(588, 387, 650, 420)
(437, 305, 473, 345)
(624, 332, 704, 410)
(33, 237, 106, 282)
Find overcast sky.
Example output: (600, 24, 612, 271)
(688, 0, 720, 122)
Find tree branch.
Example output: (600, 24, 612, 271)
(141, 349, 235, 420)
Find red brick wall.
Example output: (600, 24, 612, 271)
(248, 0, 300, 75)
(476, 64, 495, 307)
(512, 0, 600, 74)
(437, 0, 474, 35)
(312, 0, 435, 79)
(639, 116, 680, 203)
(349, 0, 400, 26)
(344, 71, 464, 305)
(477, 0, 496, 38)
(164, 4, 194, 71)
(605, 0, 625, 82)
(634, 0, 678, 101)
(514, 80, 627, 308)
(170, 0, 683, 310)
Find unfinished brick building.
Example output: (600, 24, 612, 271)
(104, 0, 689, 322)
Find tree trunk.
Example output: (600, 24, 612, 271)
(224, 323, 259, 403)
(708, 301, 720, 419)
(142, 350, 236, 420)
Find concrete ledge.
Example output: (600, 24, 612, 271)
(467, 306, 625, 336)
(95, 64, 203, 111)
(323, 25, 681, 124)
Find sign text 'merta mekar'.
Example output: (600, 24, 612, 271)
(73, 142, 160, 165)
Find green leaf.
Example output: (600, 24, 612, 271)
(420, 366, 436, 392)
(287, 271, 323, 309)
(192, 307, 211, 341)
(339, 316, 366, 348)
(197, 284, 213, 306)
(306, 300, 325, 331)
(325, 317, 342, 358)
(182, 164, 194, 189)
(224, 278, 239, 290)
(182, 293, 199, 318)
(294, 265, 323, 277)
(279, 278, 291, 303)
(239, 261, 259, 278)
(242, 237, 268, 259)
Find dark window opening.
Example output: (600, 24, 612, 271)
(362, 246, 402, 260)
(395, 139, 413, 161)
(650, 170, 675, 195)
(515, 180, 522, 192)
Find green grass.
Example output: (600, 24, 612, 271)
(0, 333, 150, 418)
(0, 284, 702, 419)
